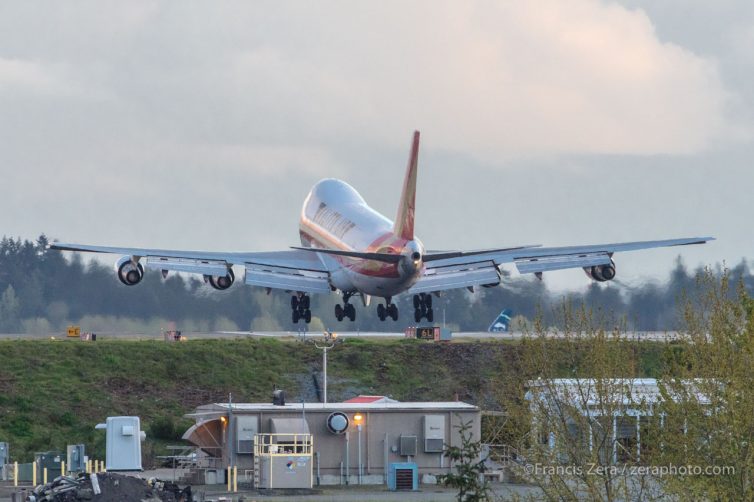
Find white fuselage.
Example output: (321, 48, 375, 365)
(298, 179, 424, 297)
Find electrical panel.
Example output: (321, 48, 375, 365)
(235, 415, 259, 454)
(423, 415, 446, 453)
(399, 435, 417, 456)
(0, 443, 8, 466)
(67, 444, 86, 472)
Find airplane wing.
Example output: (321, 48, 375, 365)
(49, 242, 333, 294)
(409, 237, 713, 294)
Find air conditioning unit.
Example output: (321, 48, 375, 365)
(235, 416, 259, 454)
(399, 435, 417, 456)
(388, 462, 418, 491)
(423, 415, 446, 453)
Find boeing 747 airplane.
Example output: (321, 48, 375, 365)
(51, 132, 713, 324)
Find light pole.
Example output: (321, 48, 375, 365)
(313, 331, 339, 404)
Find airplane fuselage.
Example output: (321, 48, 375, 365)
(299, 179, 424, 297)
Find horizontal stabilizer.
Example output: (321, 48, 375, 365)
(290, 246, 403, 264)
(423, 245, 541, 263)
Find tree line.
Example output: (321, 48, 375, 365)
(0, 235, 751, 333)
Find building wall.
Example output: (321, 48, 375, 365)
(220, 407, 480, 484)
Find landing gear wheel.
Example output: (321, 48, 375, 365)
(335, 304, 344, 321)
(413, 295, 421, 309)
(301, 295, 310, 310)
(291, 296, 299, 310)
(414, 308, 422, 323)
(388, 303, 399, 321)
(426, 308, 434, 323)
(425, 294, 432, 309)
(292, 310, 300, 323)
(346, 303, 356, 321)
(304, 310, 312, 324)
(377, 303, 386, 321)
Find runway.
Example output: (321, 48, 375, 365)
(0, 330, 684, 342)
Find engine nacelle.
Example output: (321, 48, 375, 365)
(584, 261, 616, 282)
(116, 256, 144, 286)
(205, 268, 235, 290)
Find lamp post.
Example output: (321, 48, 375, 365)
(313, 331, 339, 404)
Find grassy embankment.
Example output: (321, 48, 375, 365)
(0, 337, 667, 463)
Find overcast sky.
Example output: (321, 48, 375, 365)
(0, 1, 751, 291)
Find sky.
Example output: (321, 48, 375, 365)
(0, 1, 752, 292)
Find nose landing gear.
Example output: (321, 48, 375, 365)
(377, 298, 399, 321)
(413, 293, 434, 323)
(334, 293, 356, 322)
(291, 293, 312, 324)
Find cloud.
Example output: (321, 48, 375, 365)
(0, 1, 731, 168)
(0, 0, 745, 285)
(0, 58, 82, 97)
(275, 0, 728, 158)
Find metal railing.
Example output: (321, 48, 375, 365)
(254, 434, 313, 456)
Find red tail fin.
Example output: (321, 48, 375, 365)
(394, 131, 419, 241)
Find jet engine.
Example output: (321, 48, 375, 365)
(205, 269, 235, 290)
(584, 261, 616, 282)
(116, 256, 144, 286)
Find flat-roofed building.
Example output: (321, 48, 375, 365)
(182, 396, 480, 486)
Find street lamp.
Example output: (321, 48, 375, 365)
(313, 331, 340, 404)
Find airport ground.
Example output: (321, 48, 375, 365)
(0, 469, 542, 501)
(0, 330, 681, 342)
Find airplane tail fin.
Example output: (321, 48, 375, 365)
(394, 130, 420, 241)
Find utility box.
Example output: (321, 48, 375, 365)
(96, 416, 145, 471)
(399, 435, 417, 456)
(388, 462, 418, 491)
(258, 455, 312, 489)
(255, 433, 313, 489)
(235, 416, 259, 454)
(67, 444, 86, 472)
(0, 442, 8, 465)
(35, 451, 63, 471)
(423, 415, 446, 453)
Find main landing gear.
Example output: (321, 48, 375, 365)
(335, 293, 356, 322)
(291, 293, 312, 324)
(413, 293, 434, 323)
(377, 298, 399, 321)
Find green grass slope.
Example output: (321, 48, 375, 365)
(0, 337, 666, 463)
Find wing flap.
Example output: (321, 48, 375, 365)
(244, 263, 332, 294)
(515, 252, 612, 274)
(408, 261, 501, 294)
(145, 256, 229, 276)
